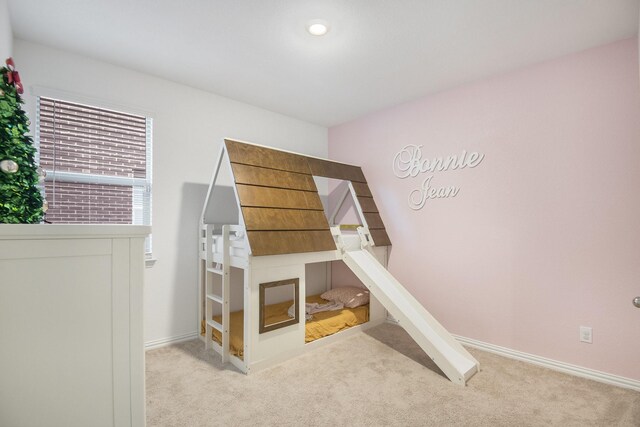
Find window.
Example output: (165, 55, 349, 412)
(36, 96, 153, 253)
(259, 278, 300, 333)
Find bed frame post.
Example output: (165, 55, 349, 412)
(203, 224, 214, 350)
(242, 259, 252, 372)
(198, 223, 208, 344)
(220, 225, 231, 363)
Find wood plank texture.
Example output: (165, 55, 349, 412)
(351, 182, 373, 197)
(242, 207, 330, 231)
(236, 185, 324, 210)
(305, 157, 366, 183)
(363, 212, 385, 229)
(225, 139, 311, 174)
(357, 196, 379, 213)
(247, 230, 337, 256)
(231, 163, 317, 191)
(369, 228, 392, 246)
(223, 139, 392, 253)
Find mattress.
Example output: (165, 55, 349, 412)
(201, 294, 369, 358)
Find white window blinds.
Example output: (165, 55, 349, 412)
(37, 96, 152, 250)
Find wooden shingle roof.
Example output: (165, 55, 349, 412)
(225, 139, 391, 256)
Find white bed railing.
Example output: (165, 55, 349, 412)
(199, 223, 249, 267)
(330, 225, 373, 253)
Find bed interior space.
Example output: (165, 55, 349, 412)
(202, 261, 373, 358)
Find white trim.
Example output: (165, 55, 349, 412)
(30, 85, 155, 118)
(145, 332, 199, 351)
(0, 224, 150, 239)
(453, 334, 640, 392)
(44, 170, 148, 187)
(250, 250, 338, 269)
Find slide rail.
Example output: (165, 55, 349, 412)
(341, 242, 480, 386)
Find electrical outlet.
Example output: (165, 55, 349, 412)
(580, 326, 593, 343)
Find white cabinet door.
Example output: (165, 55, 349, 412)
(0, 227, 148, 427)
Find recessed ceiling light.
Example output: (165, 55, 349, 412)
(307, 19, 329, 36)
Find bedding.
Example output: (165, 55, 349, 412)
(201, 294, 369, 358)
(320, 286, 370, 308)
(288, 300, 345, 320)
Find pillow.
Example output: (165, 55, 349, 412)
(321, 286, 370, 308)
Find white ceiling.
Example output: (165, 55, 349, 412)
(8, 0, 640, 127)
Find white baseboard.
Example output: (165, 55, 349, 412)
(453, 334, 640, 392)
(145, 331, 199, 351)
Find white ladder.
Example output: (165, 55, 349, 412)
(204, 224, 231, 363)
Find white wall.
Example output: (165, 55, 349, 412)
(14, 39, 328, 346)
(0, 0, 12, 59)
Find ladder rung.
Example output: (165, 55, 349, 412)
(206, 293, 223, 304)
(207, 267, 224, 275)
(206, 319, 223, 332)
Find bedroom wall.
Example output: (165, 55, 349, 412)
(14, 39, 328, 347)
(0, 0, 12, 59)
(329, 37, 640, 381)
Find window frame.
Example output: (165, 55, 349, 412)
(31, 87, 154, 258)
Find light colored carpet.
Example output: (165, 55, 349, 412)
(146, 323, 639, 426)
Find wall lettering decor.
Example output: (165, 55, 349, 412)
(392, 144, 485, 210)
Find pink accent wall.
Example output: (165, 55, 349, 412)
(329, 38, 640, 381)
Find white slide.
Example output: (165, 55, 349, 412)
(343, 249, 480, 385)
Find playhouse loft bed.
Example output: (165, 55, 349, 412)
(199, 139, 479, 385)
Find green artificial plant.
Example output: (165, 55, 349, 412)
(0, 57, 44, 223)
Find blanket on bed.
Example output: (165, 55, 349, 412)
(287, 300, 344, 320)
(202, 294, 369, 358)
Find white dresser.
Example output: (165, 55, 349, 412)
(0, 225, 150, 427)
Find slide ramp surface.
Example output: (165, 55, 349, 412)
(343, 249, 479, 385)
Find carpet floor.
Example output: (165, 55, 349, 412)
(146, 323, 639, 426)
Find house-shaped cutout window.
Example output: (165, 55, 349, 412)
(313, 176, 364, 230)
